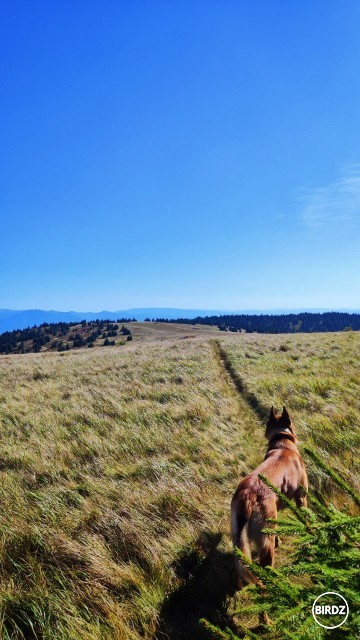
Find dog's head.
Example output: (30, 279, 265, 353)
(265, 406, 297, 441)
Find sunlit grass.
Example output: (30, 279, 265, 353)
(0, 330, 358, 638)
(0, 339, 257, 638)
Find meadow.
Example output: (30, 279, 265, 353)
(0, 325, 358, 639)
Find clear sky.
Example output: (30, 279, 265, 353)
(1, 1, 360, 311)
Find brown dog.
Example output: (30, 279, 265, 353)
(231, 406, 308, 591)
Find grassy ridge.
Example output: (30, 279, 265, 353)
(0, 330, 358, 638)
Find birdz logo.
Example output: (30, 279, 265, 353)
(312, 592, 349, 629)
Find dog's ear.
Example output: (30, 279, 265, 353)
(281, 406, 291, 426)
(267, 406, 277, 426)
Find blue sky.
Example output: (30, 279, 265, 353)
(1, 1, 359, 311)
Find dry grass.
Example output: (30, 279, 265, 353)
(0, 337, 256, 638)
(125, 321, 220, 343)
(0, 328, 358, 638)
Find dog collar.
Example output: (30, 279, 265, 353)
(268, 429, 295, 445)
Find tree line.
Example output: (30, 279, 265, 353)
(154, 311, 360, 333)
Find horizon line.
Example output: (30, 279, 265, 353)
(1, 306, 359, 314)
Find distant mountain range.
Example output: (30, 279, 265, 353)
(0, 307, 359, 334)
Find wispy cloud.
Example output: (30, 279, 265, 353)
(299, 163, 360, 227)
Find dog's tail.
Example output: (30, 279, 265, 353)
(231, 492, 259, 587)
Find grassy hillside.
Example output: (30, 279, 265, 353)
(0, 320, 219, 354)
(0, 328, 358, 638)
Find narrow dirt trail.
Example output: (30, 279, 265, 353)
(210, 338, 267, 472)
(211, 339, 269, 422)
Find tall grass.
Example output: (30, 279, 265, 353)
(0, 339, 258, 638)
(0, 330, 358, 638)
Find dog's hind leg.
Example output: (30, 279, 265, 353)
(258, 535, 275, 625)
(259, 535, 275, 569)
(295, 486, 308, 509)
(231, 497, 257, 588)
